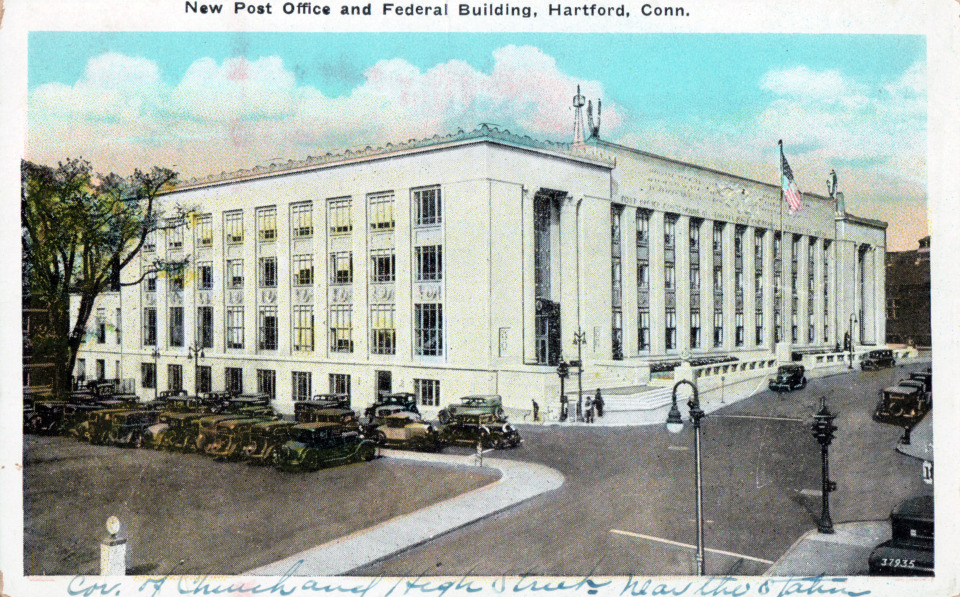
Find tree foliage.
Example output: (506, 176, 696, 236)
(22, 158, 179, 396)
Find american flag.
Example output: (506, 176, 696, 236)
(780, 143, 803, 213)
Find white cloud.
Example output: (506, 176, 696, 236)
(760, 65, 860, 101)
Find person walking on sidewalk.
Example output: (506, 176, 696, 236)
(532, 399, 540, 422)
(594, 389, 604, 418)
(583, 394, 594, 423)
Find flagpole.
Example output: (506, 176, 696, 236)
(778, 140, 784, 348)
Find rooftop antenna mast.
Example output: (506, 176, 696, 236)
(572, 85, 586, 148)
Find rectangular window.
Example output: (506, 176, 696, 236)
(97, 308, 106, 343)
(736, 312, 745, 346)
(225, 211, 243, 244)
(197, 263, 213, 290)
(638, 310, 650, 350)
(370, 249, 396, 283)
(195, 214, 213, 248)
(637, 262, 649, 289)
(329, 373, 351, 399)
(415, 379, 440, 407)
(258, 306, 278, 350)
(735, 227, 744, 257)
(664, 216, 676, 251)
(227, 260, 244, 289)
(143, 230, 156, 252)
(168, 364, 183, 391)
(146, 271, 157, 292)
(330, 252, 353, 285)
(329, 305, 353, 352)
(328, 197, 353, 235)
(690, 265, 700, 293)
(714, 311, 723, 347)
(257, 206, 277, 242)
(197, 365, 212, 393)
(197, 306, 213, 349)
(226, 307, 244, 349)
(414, 303, 443, 356)
(664, 265, 675, 290)
(293, 305, 314, 352)
(636, 210, 650, 247)
(141, 362, 156, 389)
(257, 369, 276, 401)
(690, 311, 701, 349)
(292, 254, 314, 286)
(143, 308, 157, 346)
(370, 304, 396, 355)
(413, 186, 442, 227)
(259, 257, 277, 288)
(689, 221, 700, 252)
(665, 310, 676, 350)
(714, 266, 723, 293)
(226, 367, 243, 395)
(170, 267, 185, 293)
(167, 220, 184, 251)
(291, 371, 312, 401)
(169, 307, 184, 347)
(369, 192, 396, 231)
(290, 202, 313, 238)
(415, 245, 442, 281)
(756, 310, 764, 345)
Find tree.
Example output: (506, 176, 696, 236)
(21, 158, 181, 397)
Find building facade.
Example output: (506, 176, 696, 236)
(71, 125, 887, 416)
(885, 236, 930, 347)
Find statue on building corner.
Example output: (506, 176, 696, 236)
(587, 99, 601, 139)
(827, 169, 845, 216)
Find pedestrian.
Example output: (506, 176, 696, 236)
(532, 399, 540, 422)
(594, 389, 604, 418)
(584, 394, 594, 423)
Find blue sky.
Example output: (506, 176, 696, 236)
(26, 32, 927, 248)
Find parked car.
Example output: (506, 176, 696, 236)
(213, 395, 278, 419)
(25, 400, 71, 435)
(204, 418, 264, 460)
(438, 395, 506, 424)
(440, 412, 522, 449)
(145, 411, 210, 451)
(768, 364, 807, 392)
(242, 420, 296, 465)
(363, 392, 419, 421)
(868, 495, 933, 576)
(873, 384, 931, 428)
(295, 399, 353, 422)
(861, 349, 896, 371)
(374, 412, 444, 451)
(907, 370, 932, 394)
(83, 408, 149, 444)
(273, 422, 376, 472)
(296, 407, 362, 433)
(93, 409, 159, 448)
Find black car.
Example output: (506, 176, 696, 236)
(861, 349, 896, 371)
(873, 384, 930, 427)
(768, 364, 807, 392)
(868, 495, 933, 576)
(363, 392, 419, 421)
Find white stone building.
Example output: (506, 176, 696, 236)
(71, 125, 886, 417)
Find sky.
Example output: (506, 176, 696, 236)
(26, 33, 927, 250)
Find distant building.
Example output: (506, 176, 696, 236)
(886, 236, 930, 347)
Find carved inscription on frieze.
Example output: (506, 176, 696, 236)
(330, 286, 353, 304)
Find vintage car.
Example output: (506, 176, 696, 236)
(92, 409, 159, 448)
(295, 396, 351, 421)
(145, 411, 211, 450)
(868, 495, 933, 576)
(25, 400, 72, 435)
(309, 393, 352, 408)
(440, 412, 522, 449)
(861, 349, 896, 371)
(63, 403, 118, 438)
(296, 407, 361, 432)
(81, 408, 150, 444)
(204, 418, 264, 460)
(164, 396, 215, 413)
(273, 422, 377, 472)
(22, 396, 36, 433)
(363, 392, 419, 421)
(768, 364, 807, 392)
(438, 395, 506, 424)
(374, 412, 444, 452)
(213, 395, 277, 419)
(873, 384, 932, 428)
(242, 420, 296, 465)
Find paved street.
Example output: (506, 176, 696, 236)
(354, 362, 931, 577)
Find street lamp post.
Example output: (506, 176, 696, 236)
(666, 379, 707, 576)
(187, 343, 205, 396)
(811, 397, 838, 534)
(847, 314, 857, 369)
(150, 348, 161, 402)
(573, 329, 587, 421)
(556, 360, 570, 422)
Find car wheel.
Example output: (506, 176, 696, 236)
(375, 431, 387, 447)
(132, 433, 143, 449)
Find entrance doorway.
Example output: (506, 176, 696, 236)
(376, 370, 392, 400)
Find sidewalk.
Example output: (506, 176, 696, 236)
(245, 450, 564, 576)
(764, 521, 889, 576)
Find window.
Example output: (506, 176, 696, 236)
(690, 266, 700, 292)
(96, 359, 105, 380)
(197, 306, 213, 349)
(370, 249, 396, 283)
(259, 257, 277, 288)
(369, 192, 396, 231)
(664, 265, 675, 291)
(226, 367, 243, 395)
(170, 267, 184, 292)
(638, 310, 650, 350)
(257, 206, 277, 242)
(689, 221, 700, 252)
(665, 310, 676, 350)
(167, 220, 184, 251)
(329, 305, 353, 352)
(736, 312, 745, 346)
(292, 255, 313, 286)
(756, 310, 764, 345)
(413, 186, 442, 227)
(809, 324, 815, 343)
(227, 260, 244, 289)
(690, 312, 701, 349)
(258, 306, 278, 350)
(77, 359, 86, 381)
(169, 307, 184, 347)
(328, 197, 353, 234)
(415, 246, 442, 281)
(637, 263, 649, 289)
(664, 216, 676, 250)
(735, 227, 744, 257)
(145, 271, 157, 292)
(197, 263, 213, 290)
(414, 303, 443, 356)
(330, 252, 353, 285)
(226, 307, 244, 349)
(713, 223, 724, 253)
(291, 202, 313, 238)
(225, 211, 243, 244)
(714, 266, 723, 293)
(291, 371, 311, 401)
(415, 379, 440, 407)
(636, 210, 650, 247)
(168, 364, 183, 391)
(329, 373, 351, 399)
(293, 305, 314, 352)
(143, 231, 156, 252)
(97, 308, 106, 343)
(714, 311, 723, 347)
(736, 271, 744, 293)
(195, 214, 213, 247)
(370, 305, 396, 355)
(197, 365, 212, 393)
(142, 308, 157, 346)
(257, 369, 276, 401)
(141, 362, 156, 389)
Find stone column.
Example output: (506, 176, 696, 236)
(649, 210, 666, 355)
(701, 219, 716, 351)
(744, 226, 757, 349)
(722, 221, 736, 351)
(676, 214, 691, 353)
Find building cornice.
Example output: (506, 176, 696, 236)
(836, 213, 888, 230)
